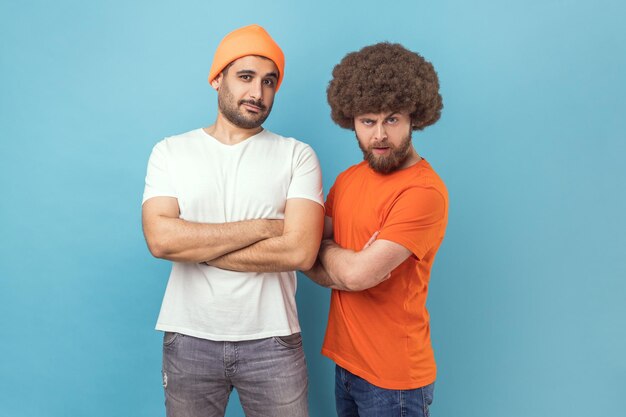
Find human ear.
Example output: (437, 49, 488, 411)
(210, 73, 223, 90)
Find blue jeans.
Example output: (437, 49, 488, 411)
(335, 365, 434, 417)
(162, 332, 309, 417)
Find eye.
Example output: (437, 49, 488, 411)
(385, 117, 398, 124)
(263, 78, 275, 87)
(239, 75, 252, 81)
(361, 119, 375, 126)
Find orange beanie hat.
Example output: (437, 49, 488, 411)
(208, 24, 285, 91)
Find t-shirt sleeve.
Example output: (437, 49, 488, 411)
(286, 143, 324, 207)
(377, 186, 447, 260)
(142, 141, 177, 205)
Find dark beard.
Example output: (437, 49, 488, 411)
(218, 83, 272, 129)
(357, 131, 412, 174)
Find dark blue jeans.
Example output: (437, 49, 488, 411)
(335, 365, 434, 417)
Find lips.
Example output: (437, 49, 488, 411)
(242, 103, 261, 113)
(239, 100, 266, 113)
(372, 147, 390, 155)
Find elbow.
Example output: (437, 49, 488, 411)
(294, 248, 318, 271)
(341, 274, 366, 292)
(338, 268, 380, 292)
(332, 267, 359, 291)
(143, 224, 169, 259)
(145, 236, 169, 259)
(147, 243, 166, 259)
(299, 257, 316, 272)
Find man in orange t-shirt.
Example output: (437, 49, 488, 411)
(304, 43, 448, 416)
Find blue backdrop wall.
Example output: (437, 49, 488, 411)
(1, 1, 625, 416)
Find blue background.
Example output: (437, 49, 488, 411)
(1, 0, 625, 416)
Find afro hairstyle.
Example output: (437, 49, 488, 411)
(327, 42, 443, 130)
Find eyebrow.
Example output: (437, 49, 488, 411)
(235, 69, 278, 80)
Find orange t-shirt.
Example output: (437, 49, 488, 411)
(322, 159, 448, 390)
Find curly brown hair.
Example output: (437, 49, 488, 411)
(327, 42, 442, 130)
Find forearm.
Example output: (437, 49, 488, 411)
(318, 239, 391, 291)
(145, 217, 281, 263)
(207, 231, 319, 272)
(318, 240, 358, 287)
(208, 199, 324, 272)
(301, 258, 345, 289)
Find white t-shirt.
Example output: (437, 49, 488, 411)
(143, 128, 324, 341)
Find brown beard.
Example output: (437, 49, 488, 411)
(357, 131, 412, 174)
(217, 80, 272, 129)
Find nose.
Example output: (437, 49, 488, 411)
(374, 123, 387, 141)
(249, 80, 263, 101)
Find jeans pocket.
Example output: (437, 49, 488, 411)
(163, 332, 179, 347)
(422, 382, 434, 406)
(273, 332, 302, 349)
(421, 382, 435, 417)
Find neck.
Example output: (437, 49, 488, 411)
(203, 112, 263, 145)
(400, 146, 422, 169)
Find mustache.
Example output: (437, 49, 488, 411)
(239, 99, 267, 111)
(370, 142, 391, 149)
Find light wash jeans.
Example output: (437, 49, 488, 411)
(162, 332, 309, 417)
(335, 365, 434, 417)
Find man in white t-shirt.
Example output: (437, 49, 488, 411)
(141, 24, 324, 417)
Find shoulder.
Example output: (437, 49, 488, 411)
(151, 128, 204, 153)
(257, 130, 320, 166)
(390, 162, 448, 217)
(261, 130, 315, 151)
(407, 159, 448, 199)
(148, 129, 214, 165)
(335, 161, 369, 184)
(162, 128, 205, 146)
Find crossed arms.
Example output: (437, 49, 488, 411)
(142, 196, 324, 272)
(302, 216, 413, 291)
(142, 196, 410, 286)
